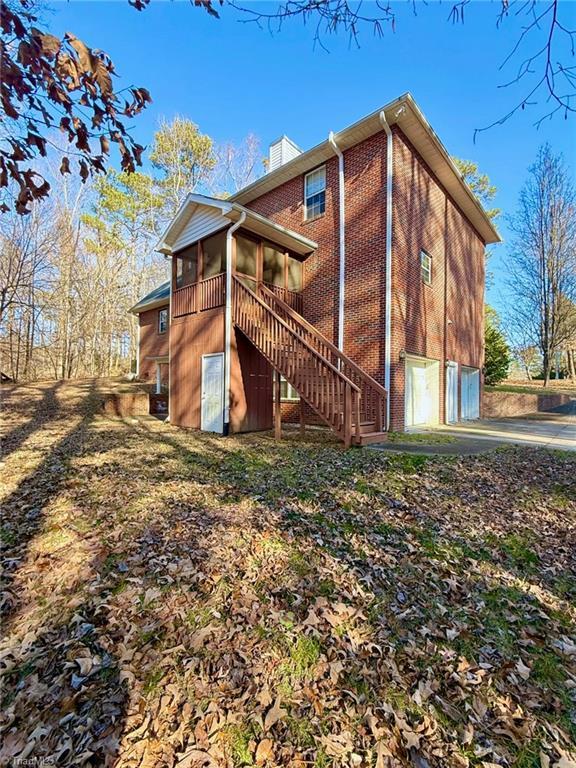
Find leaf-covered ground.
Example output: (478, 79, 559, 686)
(1, 379, 575, 768)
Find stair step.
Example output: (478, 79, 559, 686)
(353, 431, 388, 446)
(356, 421, 376, 434)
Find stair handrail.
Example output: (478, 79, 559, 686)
(258, 283, 388, 398)
(233, 276, 360, 393)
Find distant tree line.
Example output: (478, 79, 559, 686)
(0, 118, 263, 381)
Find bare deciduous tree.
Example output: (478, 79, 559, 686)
(507, 144, 576, 385)
(212, 133, 264, 196)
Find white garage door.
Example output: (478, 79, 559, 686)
(445, 361, 458, 424)
(405, 357, 440, 428)
(461, 366, 480, 420)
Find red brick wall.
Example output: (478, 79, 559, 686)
(243, 158, 340, 344)
(482, 390, 570, 418)
(138, 306, 169, 383)
(239, 127, 486, 431)
(391, 130, 484, 429)
(389, 129, 485, 429)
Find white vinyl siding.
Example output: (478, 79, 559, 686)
(173, 207, 228, 252)
(269, 136, 302, 171)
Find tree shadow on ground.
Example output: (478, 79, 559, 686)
(0, 380, 64, 462)
(1, 397, 575, 766)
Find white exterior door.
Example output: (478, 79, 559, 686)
(445, 362, 458, 424)
(201, 353, 224, 433)
(405, 357, 440, 428)
(461, 366, 480, 420)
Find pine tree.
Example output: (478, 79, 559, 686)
(485, 306, 511, 385)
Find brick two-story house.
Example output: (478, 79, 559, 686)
(130, 93, 500, 445)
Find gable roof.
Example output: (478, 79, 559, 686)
(130, 280, 170, 315)
(156, 194, 318, 256)
(230, 92, 500, 245)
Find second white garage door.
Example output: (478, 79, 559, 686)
(461, 366, 480, 420)
(405, 357, 440, 428)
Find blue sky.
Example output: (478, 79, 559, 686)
(47, 0, 576, 316)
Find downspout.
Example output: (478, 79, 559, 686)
(379, 111, 393, 430)
(328, 131, 345, 352)
(167, 252, 173, 423)
(223, 210, 246, 435)
(136, 322, 140, 377)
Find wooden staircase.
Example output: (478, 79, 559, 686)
(232, 276, 388, 447)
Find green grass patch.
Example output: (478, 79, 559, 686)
(492, 533, 539, 571)
(485, 383, 574, 396)
(389, 453, 429, 472)
(0, 526, 16, 546)
(286, 715, 316, 748)
(388, 431, 455, 444)
(143, 668, 164, 695)
(222, 724, 255, 766)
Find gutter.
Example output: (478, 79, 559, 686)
(379, 111, 393, 430)
(167, 255, 173, 423)
(328, 131, 346, 353)
(223, 211, 246, 435)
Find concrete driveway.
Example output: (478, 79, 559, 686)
(429, 401, 576, 452)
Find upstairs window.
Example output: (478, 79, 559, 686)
(287, 255, 302, 292)
(304, 166, 326, 220)
(202, 230, 227, 279)
(263, 244, 285, 287)
(236, 235, 257, 278)
(158, 308, 168, 334)
(175, 243, 198, 288)
(420, 250, 432, 285)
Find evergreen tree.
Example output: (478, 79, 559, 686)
(485, 306, 511, 385)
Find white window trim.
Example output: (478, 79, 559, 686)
(280, 376, 300, 401)
(158, 308, 168, 334)
(420, 250, 432, 285)
(304, 166, 326, 221)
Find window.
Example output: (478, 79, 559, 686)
(236, 235, 257, 278)
(287, 256, 302, 291)
(158, 308, 168, 334)
(280, 376, 299, 401)
(263, 244, 285, 287)
(175, 243, 198, 288)
(420, 250, 432, 285)
(202, 230, 227, 278)
(304, 166, 326, 220)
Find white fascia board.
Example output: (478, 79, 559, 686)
(155, 192, 318, 257)
(155, 194, 234, 254)
(231, 92, 500, 245)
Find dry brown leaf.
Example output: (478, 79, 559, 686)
(264, 698, 286, 732)
(255, 738, 274, 764)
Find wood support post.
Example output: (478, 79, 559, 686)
(300, 399, 305, 436)
(344, 382, 352, 448)
(274, 369, 281, 440)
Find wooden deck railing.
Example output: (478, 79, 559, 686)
(172, 273, 225, 318)
(263, 284, 303, 314)
(233, 276, 361, 447)
(259, 283, 387, 431)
